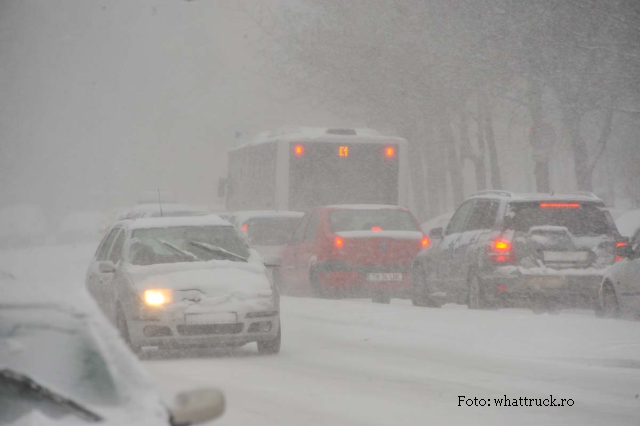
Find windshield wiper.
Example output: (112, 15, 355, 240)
(156, 239, 201, 262)
(188, 241, 248, 262)
(0, 368, 102, 422)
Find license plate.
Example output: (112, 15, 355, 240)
(543, 251, 588, 262)
(185, 312, 237, 325)
(367, 272, 402, 282)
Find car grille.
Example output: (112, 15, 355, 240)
(176, 323, 244, 336)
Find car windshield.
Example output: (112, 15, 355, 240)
(328, 209, 419, 232)
(507, 203, 616, 236)
(0, 308, 118, 421)
(245, 217, 301, 246)
(130, 225, 250, 265)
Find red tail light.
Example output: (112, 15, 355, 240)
(422, 236, 430, 247)
(241, 223, 248, 232)
(487, 238, 515, 263)
(334, 236, 344, 248)
(539, 203, 580, 208)
(293, 144, 305, 157)
(371, 226, 382, 232)
(384, 146, 396, 158)
(614, 241, 628, 263)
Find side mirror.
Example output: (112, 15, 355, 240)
(615, 240, 634, 260)
(99, 261, 116, 274)
(264, 256, 282, 267)
(170, 388, 225, 426)
(429, 227, 443, 240)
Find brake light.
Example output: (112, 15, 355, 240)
(241, 223, 248, 232)
(615, 241, 628, 263)
(493, 240, 511, 252)
(539, 203, 580, 208)
(422, 236, 430, 247)
(371, 226, 382, 232)
(293, 144, 305, 157)
(384, 146, 396, 158)
(334, 236, 344, 248)
(488, 238, 515, 263)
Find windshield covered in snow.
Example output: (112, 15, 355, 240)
(130, 226, 250, 265)
(329, 210, 419, 232)
(507, 203, 616, 236)
(245, 217, 301, 246)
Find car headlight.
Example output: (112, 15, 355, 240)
(143, 289, 173, 307)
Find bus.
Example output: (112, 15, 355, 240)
(221, 126, 409, 212)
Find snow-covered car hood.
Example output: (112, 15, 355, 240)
(251, 245, 284, 259)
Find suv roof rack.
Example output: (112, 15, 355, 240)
(472, 190, 513, 198)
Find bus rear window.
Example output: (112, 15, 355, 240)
(329, 209, 419, 232)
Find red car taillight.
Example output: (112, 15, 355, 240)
(421, 236, 430, 248)
(487, 238, 515, 264)
(614, 241, 628, 263)
(334, 236, 344, 248)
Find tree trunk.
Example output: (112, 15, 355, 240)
(404, 132, 428, 220)
(460, 106, 486, 191)
(422, 119, 445, 218)
(564, 110, 591, 191)
(482, 94, 503, 189)
(528, 78, 550, 192)
(441, 115, 465, 205)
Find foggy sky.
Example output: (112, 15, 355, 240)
(0, 0, 339, 219)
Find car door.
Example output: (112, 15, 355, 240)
(452, 199, 499, 296)
(280, 213, 311, 289)
(86, 228, 119, 306)
(96, 228, 126, 323)
(296, 212, 319, 287)
(618, 229, 640, 311)
(431, 200, 474, 300)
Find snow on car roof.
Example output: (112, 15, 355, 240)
(615, 209, 640, 237)
(232, 126, 407, 150)
(128, 214, 232, 230)
(469, 191, 605, 204)
(326, 204, 407, 211)
(233, 210, 305, 223)
(117, 203, 210, 220)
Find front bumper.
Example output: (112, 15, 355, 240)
(127, 302, 280, 349)
(480, 267, 605, 308)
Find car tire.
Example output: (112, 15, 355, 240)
(600, 282, 620, 319)
(310, 270, 334, 299)
(411, 266, 441, 308)
(116, 308, 140, 355)
(467, 275, 491, 310)
(257, 325, 281, 355)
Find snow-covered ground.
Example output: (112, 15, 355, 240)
(1, 243, 639, 426)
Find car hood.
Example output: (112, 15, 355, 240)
(127, 260, 273, 299)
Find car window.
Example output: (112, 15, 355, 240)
(304, 213, 318, 242)
(108, 230, 126, 264)
(445, 201, 474, 235)
(245, 217, 301, 246)
(96, 228, 119, 261)
(328, 209, 419, 232)
(465, 200, 498, 231)
(289, 214, 311, 245)
(506, 202, 615, 236)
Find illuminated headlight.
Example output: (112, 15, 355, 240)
(143, 289, 173, 307)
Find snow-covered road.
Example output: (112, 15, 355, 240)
(2, 244, 639, 425)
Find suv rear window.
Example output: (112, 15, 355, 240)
(506, 202, 616, 236)
(329, 209, 419, 232)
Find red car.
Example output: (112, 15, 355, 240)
(278, 205, 428, 303)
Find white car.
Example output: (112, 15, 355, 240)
(0, 274, 224, 425)
(85, 215, 281, 355)
(598, 230, 640, 320)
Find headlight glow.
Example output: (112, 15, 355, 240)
(144, 289, 173, 306)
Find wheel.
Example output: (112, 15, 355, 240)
(372, 293, 391, 304)
(467, 275, 491, 310)
(411, 266, 441, 308)
(257, 325, 281, 355)
(310, 271, 334, 299)
(116, 308, 140, 355)
(600, 283, 620, 319)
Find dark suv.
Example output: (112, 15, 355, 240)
(411, 191, 624, 312)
